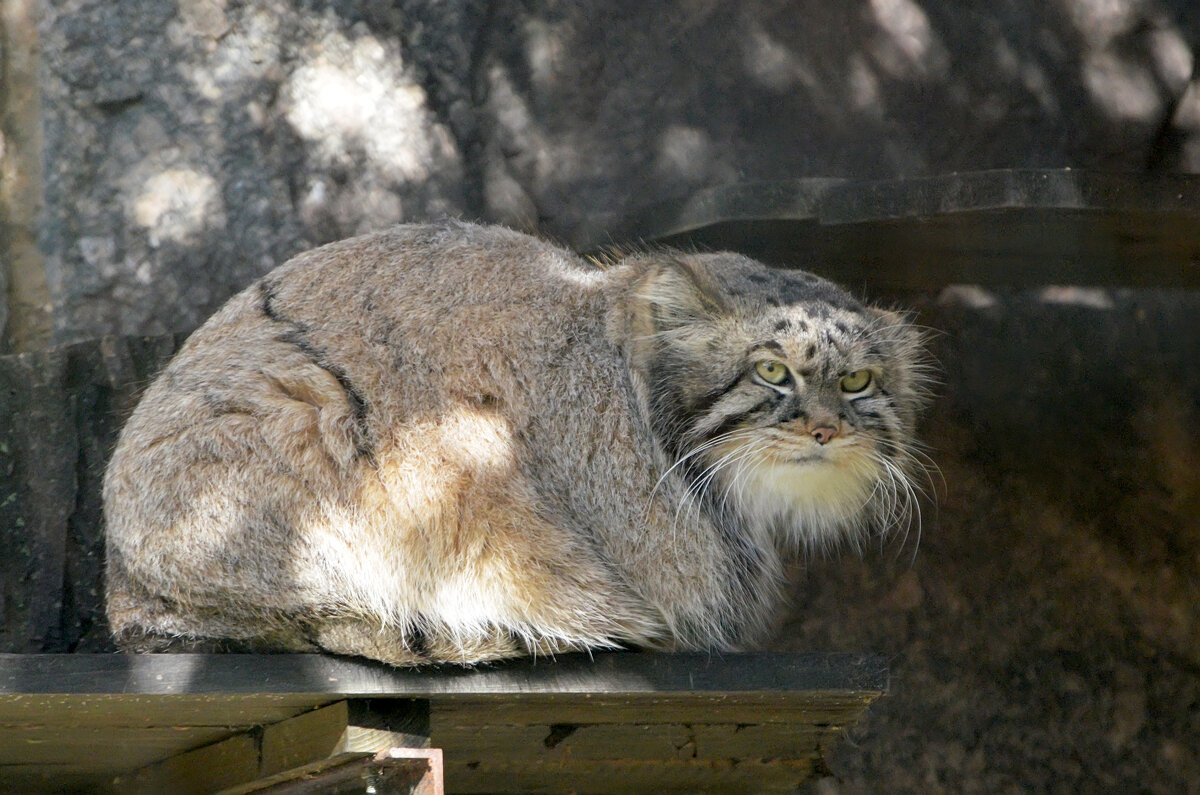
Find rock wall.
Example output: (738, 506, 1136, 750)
(790, 287, 1200, 792)
(5, 1, 1200, 345)
(0, 335, 181, 653)
(29, 0, 466, 346)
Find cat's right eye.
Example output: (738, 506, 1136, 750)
(840, 369, 873, 394)
(754, 360, 790, 385)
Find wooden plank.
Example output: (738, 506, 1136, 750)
(624, 169, 1200, 288)
(431, 721, 831, 763)
(256, 700, 429, 780)
(112, 731, 261, 795)
(430, 692, 879, 727)
(0, 725, 236, 769)
(442, 757, 817, 794)
(0, 652, 888, 698)
(237, 749, 442, 795)
(114, 700, 433, 795)
(0, 693, 329, 727)
(259, 701, 362, 778)
(0, 653, 884, 791)
(430, 723, 694, 763)
(690, 723, 829, 759)
(0, 766, 125, 793)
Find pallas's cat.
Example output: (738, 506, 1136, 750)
(104, 221, 930, 665)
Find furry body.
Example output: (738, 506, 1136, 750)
(104, 221, 929, 665)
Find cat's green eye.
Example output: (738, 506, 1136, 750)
(754, 360, 790, 385)
(840, 369, 873, 394)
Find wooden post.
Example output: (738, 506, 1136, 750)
(0, 0, 53, 351)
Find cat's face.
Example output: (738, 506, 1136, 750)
(629, 252, 932, 551)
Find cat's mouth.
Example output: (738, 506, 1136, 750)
(780, 441, 861, 467)
(787, 454, 825, 465)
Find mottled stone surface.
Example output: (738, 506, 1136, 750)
(4, 1, 1200, 790)
(466, 0, 1200, 244)
(36, 0, 464, 345)
(18, 0, 1200, 343)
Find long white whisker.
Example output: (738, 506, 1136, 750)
(650, 429, 758, 499)
(873, 450, 923, 560)
(716, 440, 769, 516)
(667, 432, 760, 546)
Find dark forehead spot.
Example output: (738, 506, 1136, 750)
(835, 321, 849, 334)
(773, 319, 789, 332)
(778, 283, 814, 304)
(752, 339, 784, 353)
(805, 343, 817, 358)
(797, 319, 809, 332)
(744, 266, 864, 312)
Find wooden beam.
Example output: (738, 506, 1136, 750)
(240, 748, 443, 795)
(113, 700, 438, 795)
(615, 170, 1200, 289)
(0, 651, 888, 698)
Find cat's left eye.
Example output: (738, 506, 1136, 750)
(754, 360, 790, 385)
(840, 370, 873, 394)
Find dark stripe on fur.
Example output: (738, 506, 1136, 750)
(703, 399, 775, 445)
(705, 504, 777, 647)
(406, 618, 431, 659)
(259, 281, 374, 460)
(689, 371, 745, 417)
(259, 279, 283, 323)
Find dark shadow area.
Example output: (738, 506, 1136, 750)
(0, 335, 183, 654)
(781, 288, 1200, 792)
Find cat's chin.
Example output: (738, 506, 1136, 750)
(731, 450, 880, 551)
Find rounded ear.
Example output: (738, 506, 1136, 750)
(868, 307, 925, 355)
(867, 307, 936, 411)
(633, 256, 729, 331)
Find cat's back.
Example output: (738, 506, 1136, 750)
(140, 220, 612, 399)
(261, 220, 606, 328)
(111, 221, 622, 467)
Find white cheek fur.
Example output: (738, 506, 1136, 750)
(705, 437, 882, 552)
(747, 455, 880, 549)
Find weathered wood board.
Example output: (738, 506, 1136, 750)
(623, 169, 1200, 289)
(0, 652, 886, 793)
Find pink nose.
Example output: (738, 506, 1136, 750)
(811, 425, 839, 445)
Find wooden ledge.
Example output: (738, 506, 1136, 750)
(0, 652, 886, 793)
(0, 650, 886, 697)
(613, 169, 1200, 289)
